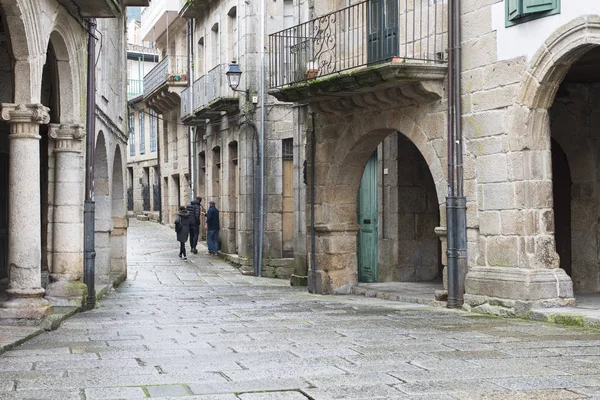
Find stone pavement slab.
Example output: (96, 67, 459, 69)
(1, 219, 600, 399)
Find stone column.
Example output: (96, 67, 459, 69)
(0, 103, 51, 320)
(45, 123, 87, 306)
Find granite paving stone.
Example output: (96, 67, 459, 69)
(2, 219, 600, 399)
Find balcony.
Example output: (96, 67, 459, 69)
(181, 64, 239, 125)
(140, 0, 180, 42)
(58, 0, 121, 17)
(127, 79, 143, 99)
(143, 56, 188, 113)
(179, 0, 210, 18)
(269, 0, 448, 104)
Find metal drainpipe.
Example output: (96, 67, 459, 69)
(446, 0, 458, 309)
(187, 19, 195, 201)
(239, 120, 259, 276)
(310, 112, 317, 294)
(258, 0, 266, 277)
(453, 0, 467, 306)
(84, 18, 97, 310)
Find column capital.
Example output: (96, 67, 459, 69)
(49, 122, 86, 153)
(1, 103, 50, 125)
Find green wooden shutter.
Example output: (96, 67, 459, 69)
(523, 0, 557, 14)
(507, 0, 522, 21)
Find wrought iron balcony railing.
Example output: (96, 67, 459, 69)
(181, 63, 236, 119)
(269, 0, 448, 88)
(143, 56, 188, 97)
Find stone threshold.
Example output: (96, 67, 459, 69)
(0, 306, 78, 355)
(338, 281, 600, 330)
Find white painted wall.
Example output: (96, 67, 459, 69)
(492, 0, 600, 61)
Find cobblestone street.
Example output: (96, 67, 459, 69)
(0, 219, 599, 399)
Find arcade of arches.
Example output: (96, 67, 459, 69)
(0, 2, 128, 322)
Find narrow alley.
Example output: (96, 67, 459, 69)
(0, 219, 599, 399)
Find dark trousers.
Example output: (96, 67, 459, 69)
(179, 241, 186, 257)
(207, 230, 219, 254)
(189, 224, 199, 250)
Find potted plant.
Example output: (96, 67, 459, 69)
(306, 62, 319, 79)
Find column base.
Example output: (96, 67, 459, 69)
(0, 293, 52, 322)
(45, 279, 87, 307)
(464, 266, 575, 317)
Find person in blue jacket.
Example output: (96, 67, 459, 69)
(205, 200, 220, 255)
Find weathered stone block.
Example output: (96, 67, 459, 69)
(476, 154, 507, 183)
(479, 211, 500, 235)
(486, 236, 519, 267)
(482, 183, 515, 210)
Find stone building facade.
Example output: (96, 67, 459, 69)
(138, 0, 306, 278)
(127, 95, 160, 221)
(270, 0, 600, 314)
(0, 0, 133, 323)
(140, 1, 190, 228)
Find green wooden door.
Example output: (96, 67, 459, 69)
(367, 0, 399, 63)
(358, 151, 378, 283)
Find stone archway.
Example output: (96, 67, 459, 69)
(110, 145, 127, 284)
(309, 111, 447, 294)
(511, 16, 600, 296)
(94, 131, 111, 289)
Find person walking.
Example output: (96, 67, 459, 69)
(205, 200, 220, 255)
(174, 206, 190, 261)
(187, 197, 202, 254)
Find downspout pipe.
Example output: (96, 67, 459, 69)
(187, 19, 195, 201)
(84, 18, 97, 310)
(310, 113, 317, 294)
(446, 0, 458, 308)
(258, 0, 266, 278)
(239, 119, 260, 276)
(453, 0, 467, 306)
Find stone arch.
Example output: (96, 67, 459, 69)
(47, 13, 84, 122)
(320, 116, 446, 228)
(311, 111, 447, 293)
(506, 15, 600, 296)
(517, 15, 600, 110)
(94, 131, 111, 286)
(110, 144, 127, 283)
(111, 145, 125, 218)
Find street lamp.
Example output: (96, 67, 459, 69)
(226, 61, 250, 101)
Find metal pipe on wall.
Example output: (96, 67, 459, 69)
(258, 0, 266, 277)
(310, 112, 317, 294)
(84, 18, 97, 310)
(187, 19, 195, 201)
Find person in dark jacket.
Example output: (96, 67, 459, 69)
(174, 206, 190, 260)
(187, 197, 202, 254)
(205, 200, 220, 255)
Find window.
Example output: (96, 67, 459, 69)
(282, 138, 293, 160)
(129, 112, 135, 157)
(149, 109, 157, 153)
(506, 0, 560, 27)
(139, 111, 145, 155)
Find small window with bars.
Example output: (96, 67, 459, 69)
(282, 138, 293, 160)
(149, 109, 157, 153)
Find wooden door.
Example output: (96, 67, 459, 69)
(368, 0, 398, 63)
(282, 158, 294, 258)
(358, 151, 378, 283)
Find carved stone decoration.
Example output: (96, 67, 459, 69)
(49, 122, 86, 153)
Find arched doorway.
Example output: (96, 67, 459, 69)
(308, 112, 447, 294)
(550, 47, 600, 294)
(357, 132, 442, 287)
(94, 132, 111, 287)
(110, 146, 127, 283)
